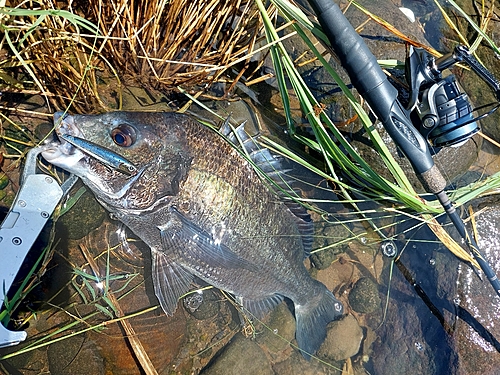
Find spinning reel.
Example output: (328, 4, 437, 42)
(406, 45, 500, 148)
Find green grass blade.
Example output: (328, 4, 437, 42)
(258, 0, 440, 214)
(446, 0, 500, 55)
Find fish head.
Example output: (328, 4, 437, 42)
(42, 111, 193, 209)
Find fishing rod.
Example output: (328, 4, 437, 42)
(306, 0, 500, 297)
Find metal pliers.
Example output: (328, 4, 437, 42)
(0, 146, 77, 348)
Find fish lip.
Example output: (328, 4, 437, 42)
(41, 112, 84, 161)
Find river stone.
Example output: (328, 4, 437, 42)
(348, 277, 381, 314)
(57, 189, 106, 240)
(370, 232, 443, 375)
(47, 335, 105, 375)
(272, 350, 343, 375)
(311, 221, 352, 270)
(200, 334, 273, 375)
(256, 302, 296, 353)
(318, 314, 363, 361)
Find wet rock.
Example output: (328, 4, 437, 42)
(57, 189, 107, 240)
(256, 302, 296, 354)
(452, 202, 500, 375)
(200, 334, 273, 375)
(120, 84, 173, 112)
(48, 335, 105, 375)
(370, 229, 451, 375)
(371, 302, 439, 375)
(183, 289, 220, 320)
(273, 350, 342, 375)
(311, 222, 351, 270)
(318, 314, 363, 361)
(348, 277, 381, 314)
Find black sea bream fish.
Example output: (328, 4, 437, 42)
(42, 111, 343, 357)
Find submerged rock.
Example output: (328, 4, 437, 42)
(452, 202, 500, 375)
(47, 335, 105, 375)
(272, 350, 343, 375)
(183, 289, 220, 320)
(311, 221, 351, 270)
(348, 277, 381, 314)
(256, 302, 296, 354)
(318, 314, 363, 361)
(56, 189, 106, 240)
(200, 334, 273, 375)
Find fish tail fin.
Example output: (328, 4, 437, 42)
(294, 285, 344, 359)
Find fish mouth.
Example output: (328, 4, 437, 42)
(41, 112, 138, 177)
(41, 112, 86, 170)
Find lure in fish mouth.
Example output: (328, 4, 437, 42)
(43, 112, 138, 177)
(42, 111, 192, 210)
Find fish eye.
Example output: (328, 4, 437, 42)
(111, 124, 136, 147)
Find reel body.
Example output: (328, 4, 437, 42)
(406, 46, 487, 148)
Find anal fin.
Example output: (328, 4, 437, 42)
(238, 294, 284, 319)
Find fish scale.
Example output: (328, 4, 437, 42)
(41, 111, 344, 358)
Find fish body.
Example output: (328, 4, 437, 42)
(42, 111, 343, 357)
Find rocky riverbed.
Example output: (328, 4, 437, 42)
(1, 0, 500, 374)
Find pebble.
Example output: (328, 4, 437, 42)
(318, 314, 363, 361)
(348, 277, 381, 314)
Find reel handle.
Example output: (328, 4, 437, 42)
(444, 45, 500, 100)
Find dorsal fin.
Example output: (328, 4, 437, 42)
(220, 118, 314, 256)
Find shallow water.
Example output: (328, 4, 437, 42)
(1, 0, 500, 374)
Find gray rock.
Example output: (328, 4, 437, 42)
(57, 189, 106, 240)
(370, 270, 439, 375)
(311, 222, 351, 270)
(48, 335, 105, 375)
(273, 350, 342, 375)
(200, 334, 273, 375)
(318, 314, 363, 361)
(348, 277, 381, 314)
(256, 303, 296, 353)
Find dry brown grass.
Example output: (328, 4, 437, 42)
(85, 0, 262, 87)
(1, 0, 264, 112)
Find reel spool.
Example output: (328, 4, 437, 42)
(417, 75, 478, 147)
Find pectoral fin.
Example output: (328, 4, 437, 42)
(158, 207, 258, 272)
